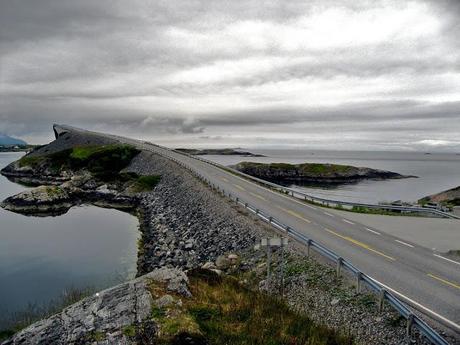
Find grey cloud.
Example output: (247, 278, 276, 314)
(0, 0, 459, 150)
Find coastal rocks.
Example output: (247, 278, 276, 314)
(419, 185, 460, 206)
(0, 182, 137, 216)
(233, 161, 416, 184)
(1, 267, 188, 345)
(1, 186, 74, 216)
(133, 151, 269, 275)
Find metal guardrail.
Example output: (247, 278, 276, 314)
(151, 146, 451, 345)
(53, 124, 452, 343)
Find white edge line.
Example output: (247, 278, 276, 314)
(324, 212, 335, 217)
(395, 239, 414, 248)
(369, 275, 460, 332)
(343, 219, 355, 225)
(364, 227, 381, 235)
(433, 254, 460, 266)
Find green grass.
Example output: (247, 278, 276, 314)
(237, 161, 355, 177)
(132, 175, 161, 192)
(147, 269, 353, 345)
(18, 144, 140, 180)
(18, 155, 45, 168)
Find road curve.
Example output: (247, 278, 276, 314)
(55, 125, 460, 338)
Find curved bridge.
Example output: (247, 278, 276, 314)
(53, 124, 460, 343)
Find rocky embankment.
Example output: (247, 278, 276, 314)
(233, 161, 416, 184)
(420, 185, 460, 206)
(175, 148, 265, 157)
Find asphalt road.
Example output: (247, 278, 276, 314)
(57, 125, 460, 336)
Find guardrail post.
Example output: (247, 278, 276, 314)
(268, 216, 273, 223)
(406, 314, 414, 343)
(355, 272, 362, 293)
(244, 203, 248, 208)
(266, 245, 271, 292)
(306, 239, 312, 257)
(378, 289, 385, 312)
(256, 209, 259, 214)
(336, 257, 343, 278)
(286, 226, 290, 233)
(236, 197, 239, 204)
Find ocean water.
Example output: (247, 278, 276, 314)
(204, 150, 460, 204)
(0, 153, 139, 327)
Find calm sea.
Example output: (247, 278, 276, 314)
(204, 150, 460, 204)
(0, 152, 139, 327)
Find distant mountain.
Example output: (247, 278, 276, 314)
(0, 134, 27, 146)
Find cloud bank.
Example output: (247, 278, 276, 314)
(1, 0, 459, 151)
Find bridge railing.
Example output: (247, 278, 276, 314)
(149, 145, 451, 345)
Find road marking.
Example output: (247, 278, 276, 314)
(249, 192, 267, 201)
(233, 184, 246, 191)
(220, 177, 229, 182)
(278, 206, 311, 223)
(395, 240, 414, 248)
(433, 254, 460, 266)
(323, 212, 335, 217)
(364, 227, 381, 235)
(427, 273, 460, 290)
(369, 276, 460, 332)
(325, 228, 396, 261)
(342, 219, 355, 225)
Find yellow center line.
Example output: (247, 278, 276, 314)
(249, 192, 267, 201)
(278, 206, 311, 223)
(325, 228, 396, 261)
(220, 177, 229, 182)
(427, 273, 460, 290)
(233, 184, 246, 191)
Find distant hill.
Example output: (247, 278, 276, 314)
(0, 134, 27, 146)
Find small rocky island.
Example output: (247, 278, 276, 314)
(176, 148, 265, 157)
(419, 186, 460, 206)
(232, 161, 416, 184)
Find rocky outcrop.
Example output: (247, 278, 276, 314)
(420, 185, 460, 206)
(1, 267, 189, 345)
(233, 161, 416, 184)
(1, 186, 74, 215)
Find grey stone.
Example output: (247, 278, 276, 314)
(2, 267, 188, 345)
(154, 295, 175, 308)
(215, 255, 230, 269)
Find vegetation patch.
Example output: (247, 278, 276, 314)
(132, 175, 162, 192)
(18, 144, 140, 179)
(146, 270, 352, 345)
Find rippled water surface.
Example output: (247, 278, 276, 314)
(0, 152, 139, 326)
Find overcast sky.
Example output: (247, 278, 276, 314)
(1, 0, 459, 151)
